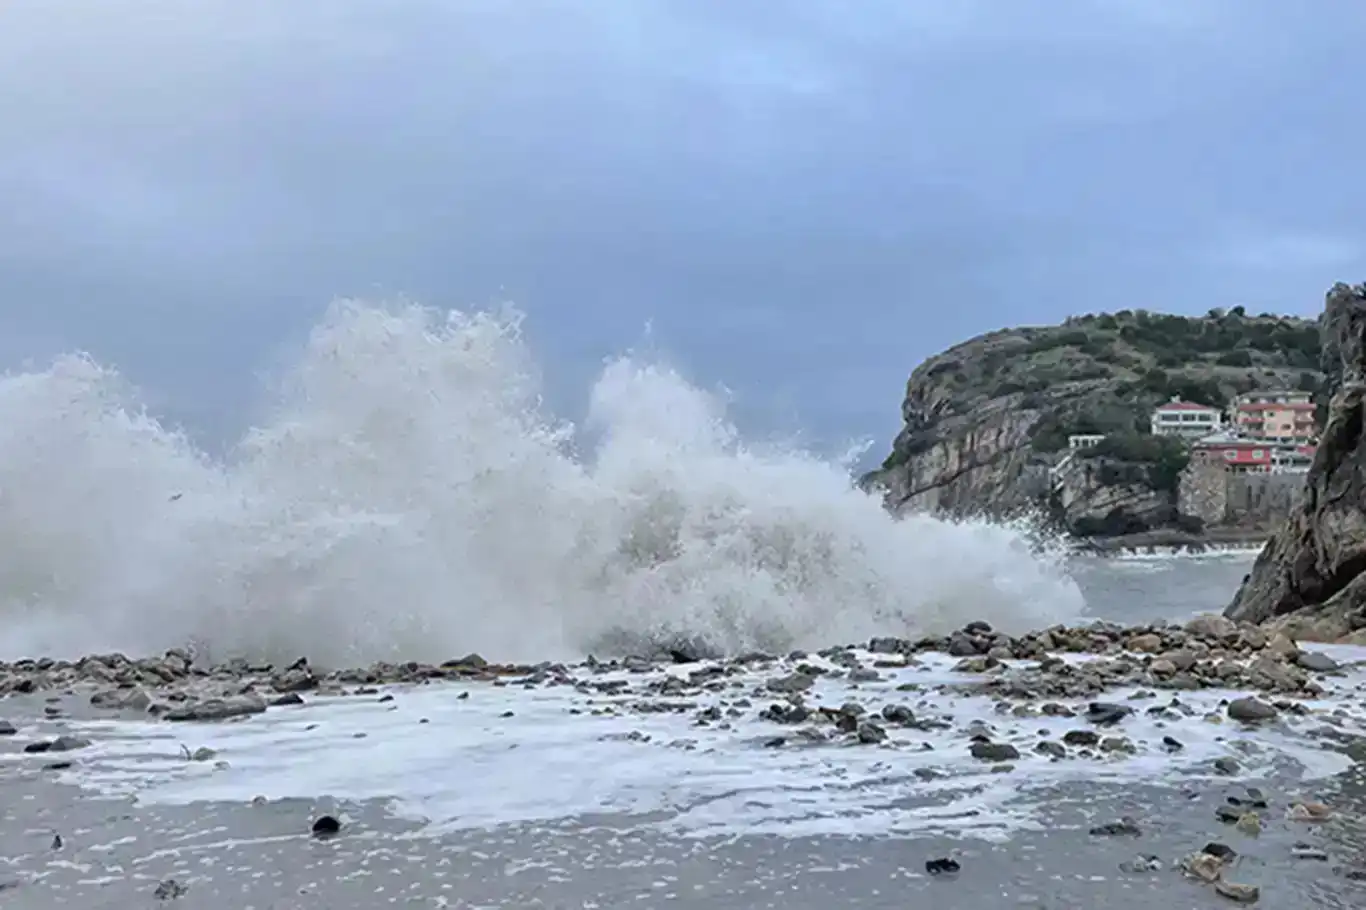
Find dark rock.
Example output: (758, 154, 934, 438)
(165, 695, 267, 722)
(1228, 697, 1277, 723)
(1035, 740, 1066, 759)
(1225, 282, 1366, 639)
(880, 704, 915, 725)
(43, 761, 73, 771)
(1063, 730, 1099, 747)
(1090, 817, 1142, 837)
(49, 736, 90, 753)
(856, 721, 887, 744)
(270, 692, 305, 707)
(154, 879, 188, 900)
(1203, 842, 1238, 862)
(925, 857, 960, 875)
(1297, 651, 1341, 672)
(22, 741, 52, 754)
(311, 815, 341, 838)
(1216, 805, 1243, 824)
(1162, 735, 1184, 752)
(1086, 702, 1133, 725)
(1214, 756, 1241, 775)
(0, 720, 15, 736)
(766, 673, 815, 694)
(969, 742, 1020, 762)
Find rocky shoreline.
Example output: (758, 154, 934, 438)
(5, 615, 1366, 903)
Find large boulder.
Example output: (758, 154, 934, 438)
(1225, 282, 1366, 641)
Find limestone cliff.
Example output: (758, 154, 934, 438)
(1226, 283, 1366, 640)
(865, 309, 1323, 537)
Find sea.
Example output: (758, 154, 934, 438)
(2, 301, 1364, 907)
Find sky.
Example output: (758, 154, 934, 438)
(3, 1, 1366, 457)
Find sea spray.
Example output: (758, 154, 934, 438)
(0, 299, 1086, 665)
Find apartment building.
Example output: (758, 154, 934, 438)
(1149, 399, 1224, 439)
(1231, 390, 1316, 443)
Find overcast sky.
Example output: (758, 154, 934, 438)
(3, 1, 1365, 455)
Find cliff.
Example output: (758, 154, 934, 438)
(865, 308, 1322, 537)
(1225, 283, 1366, 641)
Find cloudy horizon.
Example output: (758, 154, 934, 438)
(3, 1, 1365, 456)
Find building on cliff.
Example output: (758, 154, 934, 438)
(1230, 392, 1316, 444)
(1149, 399, 1223, 439)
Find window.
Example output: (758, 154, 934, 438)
(1253, 450, 1264, 459)
(1223, 450, 1237, 460)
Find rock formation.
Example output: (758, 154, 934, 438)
(1225, 282, 1366, 641)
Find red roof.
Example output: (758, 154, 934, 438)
(1154, 401, 1220, 413)
(1237, 402, 1314, 412)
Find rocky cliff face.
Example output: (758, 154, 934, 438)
(865, 309, 1322, 536)
(1226, 283, 1366, 641)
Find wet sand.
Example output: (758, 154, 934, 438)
(5, 622, 1366, 908)
(4, 758, 1366, 909)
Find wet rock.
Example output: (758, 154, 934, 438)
(1215, 805, 1243, 824)
(271, 667, 317, 693)
(925, 857, 960, 875)
(1203, 842, 1237, 862)
(1161, 735, 1184, 752)
(49, 736, 90, 753)
(1062, 730, 1099, 747)
(311, 815, 341, 838)
(22, 741, 52, 754)
(969, 742, 1019, 762)
(1288, 801, 1332, 822)
(0, 720, 15, 736)
(880, 704, 915, 725)
(856, 721, 887, 744)
(1128, 633, 1163, 653)
(1214, 881, 1260, 903)
(154, 879, 188, 900)
(51, 834, 62, 849)
(766, 672, 815, 694)
(1213, 757, 1241, 775)
(1182, 851, 1224, 883)
(847, 668, 881, 683)
(270, 692, 305, 707)
(1297, 651, 1340, 672)
(1292, 844, 1329, 861)
(1227, 697, 1277, 723)
(1090, 817, 1141, 837)
(1149, 659, 1177, 677)
(1099, 736, 1135, 755)
(1228, 787, 1268, 809)
(1119, 854, 1163, 873)
(951, 656, 997, 673)
(1234, 812, 1262, 836)
(1035, 740, 1066, 759)
(165, 694, 267, 722)
(1085, 702, 1133, 725)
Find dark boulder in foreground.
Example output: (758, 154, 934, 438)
(1226, 282, 1366, 643)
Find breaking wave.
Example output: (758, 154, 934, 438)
(0, 301, 1084, 666)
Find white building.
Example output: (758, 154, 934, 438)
(1150, 398, 1224, 439)
(1067, 434, 1106, 450)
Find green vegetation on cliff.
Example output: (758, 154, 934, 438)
(869, 307, 1324, 537)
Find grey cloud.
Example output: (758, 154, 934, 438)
(2, 1, 1366, 453)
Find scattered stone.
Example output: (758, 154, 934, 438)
(1090, 817, 1141, 837)
(969, 742, 1019, 762)
(1296, 651, 1340, 673)
(22, 741, 52, 754)
(1292, 844, 1329, 861)
(847, 668, 881, 683)
(311, 815, 342, 838)
(1181, 851, 1225, 883)
(1202, 843, 1237, 862)
(154, 879, 188, 900)
(0, 720, 15, 736)
(1035, 740, 1066, 759)
(1161, 735, 1184, 752)
(49, 736, 90, 753)
(1062, 730, 1099, 747)
(51, 835, 62, 850)
(1227, 697, 1277, 723)
(1288, 801, 1332, 822)
(270, 692, 305, 707)
(766, 673, 814, 694)
(856, 721, 887, 744)
(1119, 854, 1163, 873)
(1213, 757, 1241, 775)
(1086, 702, 1133, 726)
(1215, 806, 1243, 824)
(165, 695, 267, 722)
(1229, 787, 1268, 809)
(925, 857, 961, 875)
(1213, 881, 1260, 903)
(1234, 812, 1262, 836)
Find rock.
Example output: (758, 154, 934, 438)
(969, 742, 1020, 762)
(766, 673, 815, 694)
(1288, 801, 1332, 822)
(1213, 757, 1241, 775)
(1035, 740, 1066, 759)
(925, 857, 960, 875)
(1181, 851, 1225, 883)
(271, 668, 317, 693)
(1090, 817, 1141, 837)
(1119, 854, 1163, 874)
(1187, 614, 1237, 642)
(1297, 651, 1340, 672)
(1225, 282, 1366, 636)
(1203, 843, 1237, 862)
(847, 668, 881, 683)
(270, 692, 305, 706)
(1227, 697, 1277, 723)
(1234, 812, 1262, 836)
(1129, 633, 1163, 653)
(164, 695, 267, 722)
(1162, 735, 1184, 752)
(1149, 659, 1177, 677)
(1063, 730, 1099, 747)
(880, 704, 915, 725)
(1214, 881, 1260, 903)
(1292, 844, 1329, 861)
(1085, 702, 1133, 725)
(1099, 736, 1135, 755)
(311, 815, 342, 838)
(856, 721, 887, 744)
(49, 736, 90, 753)
(0, 720, 15, 736)
(154, 879, 188, 900)
(22, 741, 52, 753)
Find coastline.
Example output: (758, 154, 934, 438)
(3, 620, 1366, 907)
(1072, 527, 1269, 558)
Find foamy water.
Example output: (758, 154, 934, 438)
(18, 646, 1366, 841)
(0, 300, 1083, 666)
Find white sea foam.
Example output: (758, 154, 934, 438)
(0, 300, 1083, 666)
(26, 647, 1366, 840)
